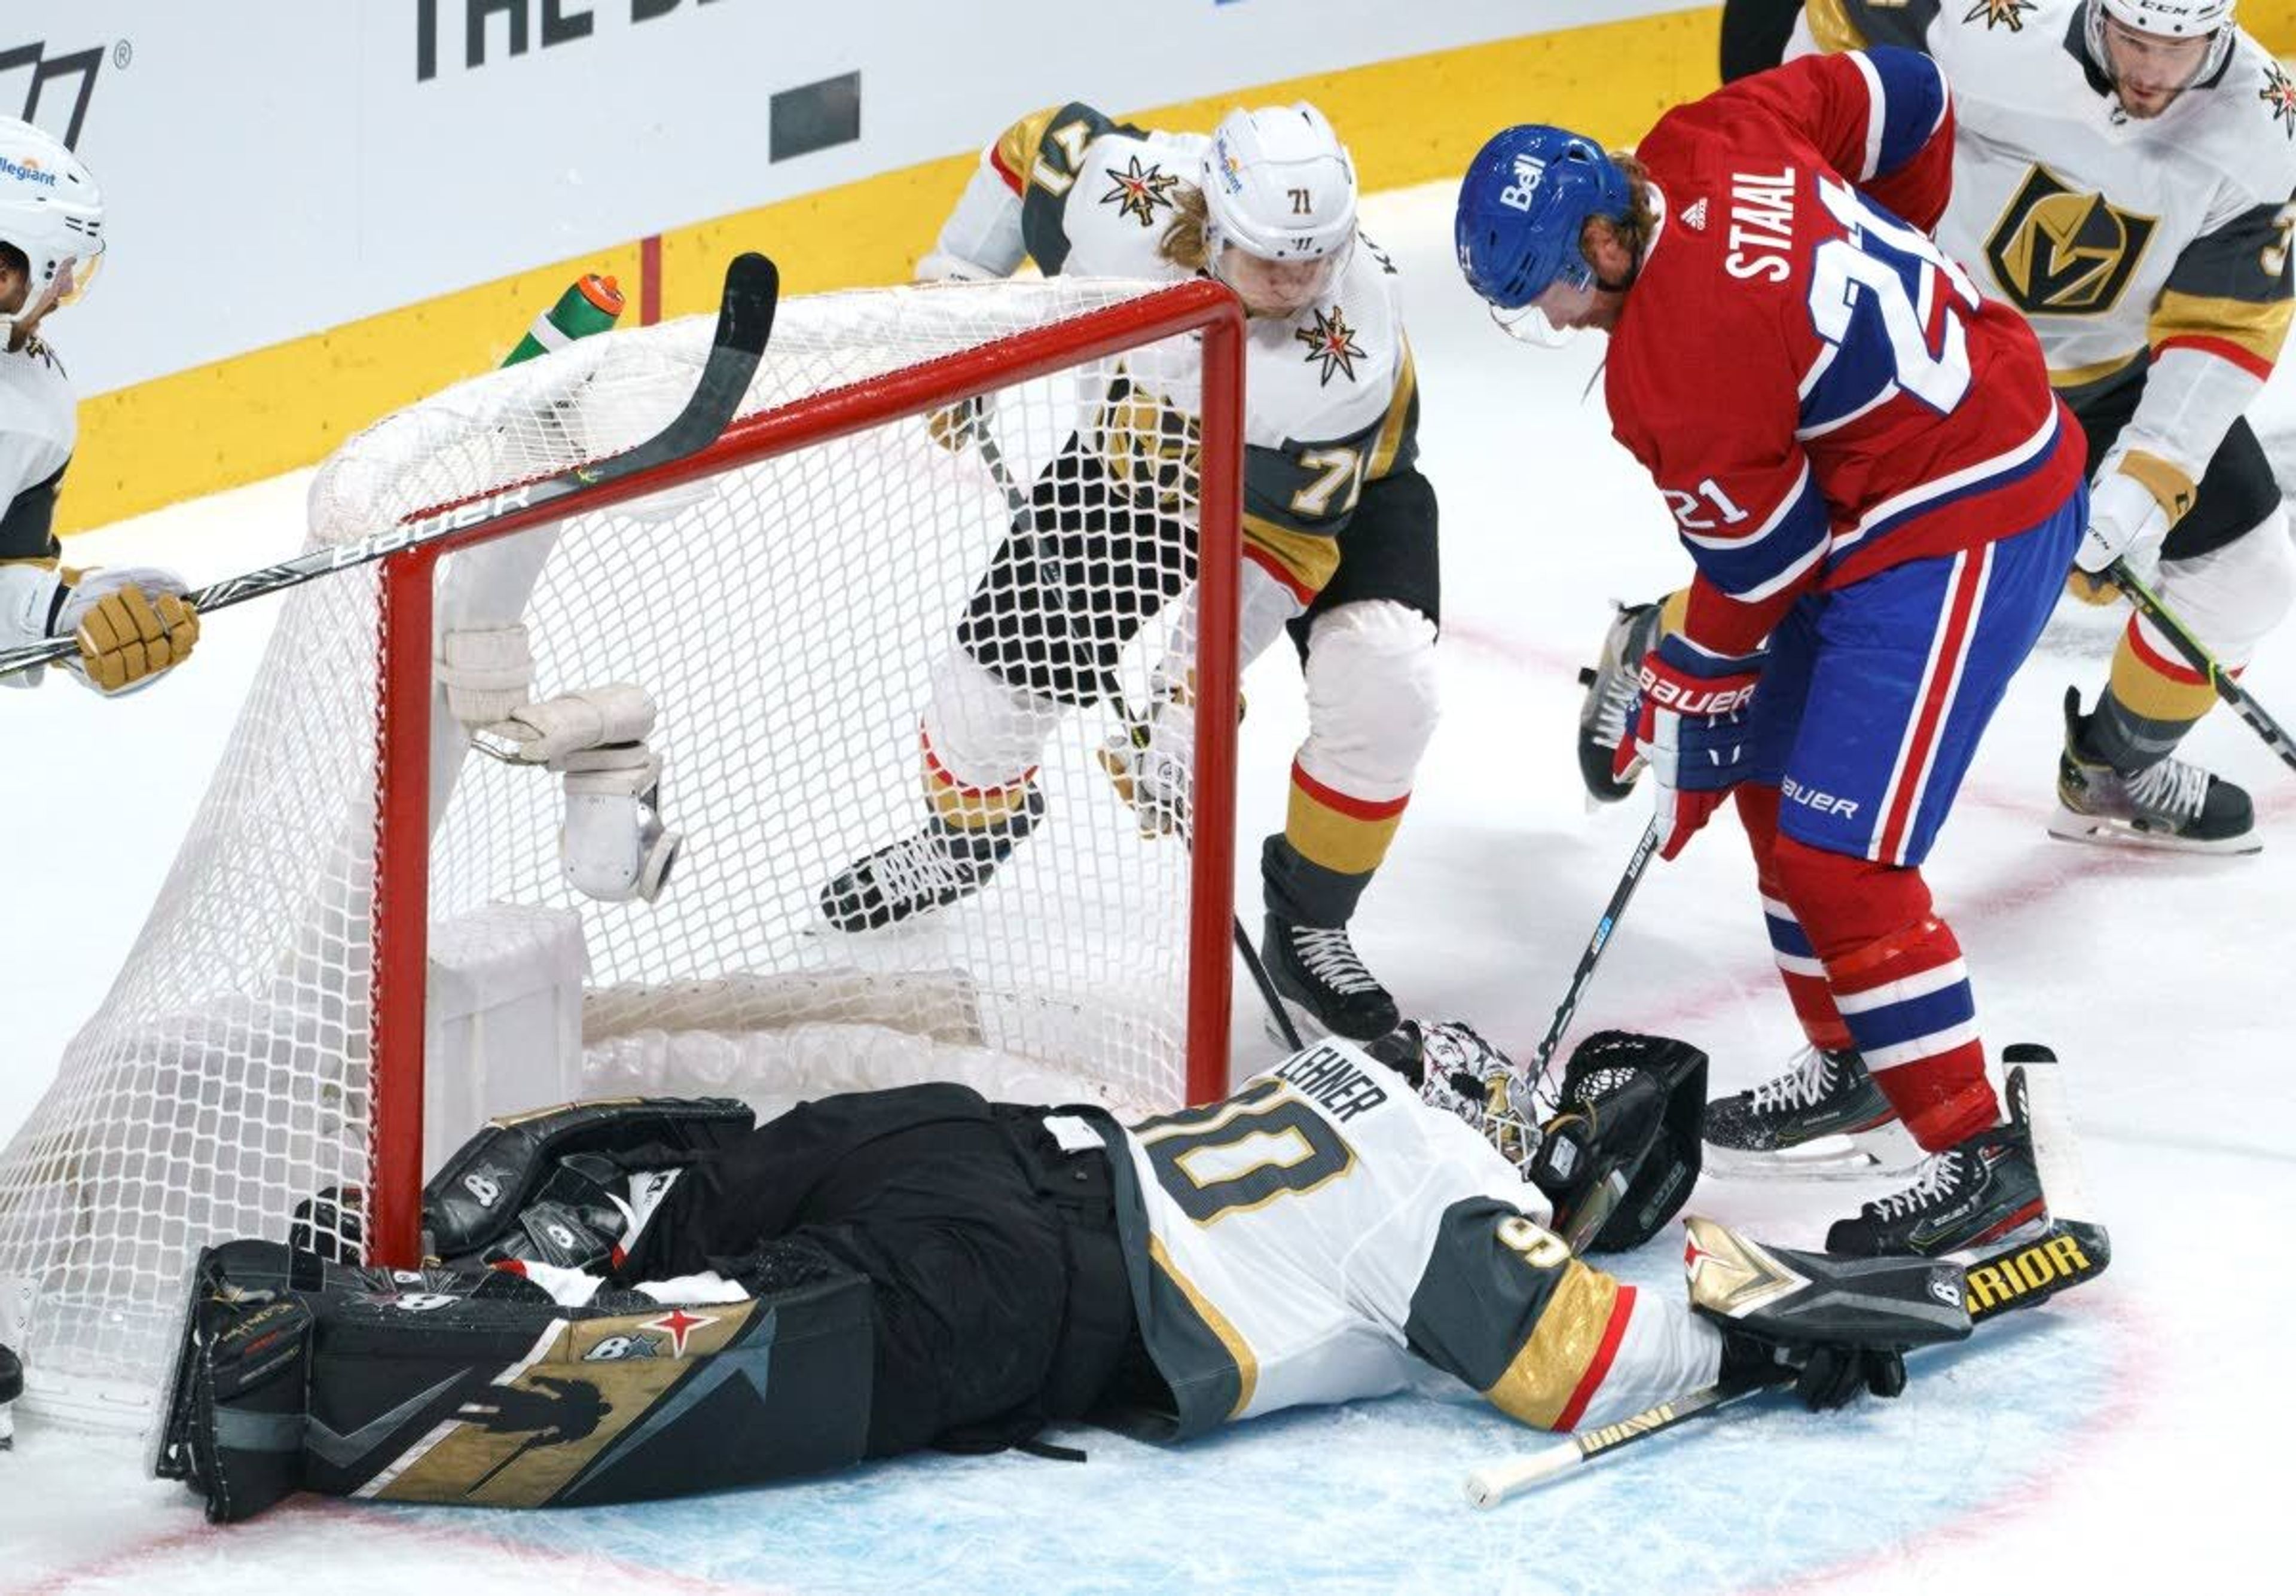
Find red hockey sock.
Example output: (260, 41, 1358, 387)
(1737, 785, 1853, 1054)
(1769, 834, 1999, 1150)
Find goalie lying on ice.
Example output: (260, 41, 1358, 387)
(157, 1030, 1963, 1519)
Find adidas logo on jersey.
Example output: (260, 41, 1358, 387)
(1681, 197, 1709, 231)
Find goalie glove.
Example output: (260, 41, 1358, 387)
(1687, 1216, 1966, 1412)
(1531, 1031, 1709, 1255)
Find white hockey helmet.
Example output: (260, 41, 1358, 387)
(1201, 103, 1358, 304)
(2084, 0, 2239, 88)
(0, 117, 105, 329)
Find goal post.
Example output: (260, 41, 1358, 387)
(0, 274, 1247, 1422)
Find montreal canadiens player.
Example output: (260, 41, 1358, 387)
(1720, 0, 2296, 856)
(818, 101, 1439, 1042)
(1454, 50, 2086, 1256)
(1, 117, 199, 697)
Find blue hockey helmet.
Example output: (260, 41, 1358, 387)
(1454, 126, 1631, 310)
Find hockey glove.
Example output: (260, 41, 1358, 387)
(1531, 1031, 1708, 1253)
(56, 566, 201, 694)
(1614, 634, 1761, 860)
(1098, 675, 1206, 837)
(2073, 459, 2173, 577)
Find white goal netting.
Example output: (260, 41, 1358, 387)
(0, 276, 1238, 1426)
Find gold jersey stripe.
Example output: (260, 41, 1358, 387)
(1367, 343, 1419, 480)
(1243, 511, 1344, 599)
(1482, 1258, 1622, 1431)
(1149, 1232, 1259, 1420)
(2048, 349, 2146, 392)
(2147, 289, 2295, 370)
(991, 106, 1063, 190)
(1803, 0, 1872, 54)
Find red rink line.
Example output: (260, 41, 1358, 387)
(14, 1493, 797, 1596)
(1750, 1295, 2157, 1596)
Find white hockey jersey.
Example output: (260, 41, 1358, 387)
(1796, 0, 2296, 495)
(1091, 1040, 1723, 1441)
(925, 102, 1422, 603)
(0, 330, 74, 561)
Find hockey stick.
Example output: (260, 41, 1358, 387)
(1465, 1048, 2109, 1507)
(2105, 557, 2296, 776)
(0, 252, 780, 684)
(969, 406, 1304, 1052)
(1528, 817, 1662, 1101)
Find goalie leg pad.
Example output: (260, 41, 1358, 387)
(162, 1236, 875, 1517)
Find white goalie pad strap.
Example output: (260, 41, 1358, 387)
(558, 742, 663, 793)
(1296, 600, 1440, 801)
(481, 683, 658, 765)
(438, 623, 535, 727)
(921, 646, 1064, 789)
(2152, 505, 2296, 667)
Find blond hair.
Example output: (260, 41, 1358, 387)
(1582, 152, 1660, 274)
(1159, 185, 1212, 274)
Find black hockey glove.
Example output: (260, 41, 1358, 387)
(1718, 1330, 1909, 1411)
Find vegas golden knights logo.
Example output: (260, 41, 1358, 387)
(1984, 166, 2158, 316)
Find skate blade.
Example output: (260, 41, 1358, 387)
(1703, 1122, 1924, 1182)
(2045, 806, 2263, 856)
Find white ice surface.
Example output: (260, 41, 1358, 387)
(4, 179, 2294, 1594)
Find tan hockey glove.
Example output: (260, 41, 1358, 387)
(62, 569, 200, 694)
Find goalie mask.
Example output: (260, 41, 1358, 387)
(0, 118, 104, 334)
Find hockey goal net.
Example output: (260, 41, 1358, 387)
(0, 274, 1244, 1426)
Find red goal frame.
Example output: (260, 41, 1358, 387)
(363, 280, 1247, 1265)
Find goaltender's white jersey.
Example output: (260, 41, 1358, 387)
(1095, 1040, 1721, 1441)
(0, 330, 74, 559)
(1797, 0, 2296, 400)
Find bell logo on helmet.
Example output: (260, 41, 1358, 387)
(1500, 154, 1546, 213)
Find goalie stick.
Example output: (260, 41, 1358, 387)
(0, 252, 780, 684)
(967, 405, 1305, 1052)
(2106, 557, 2296, 777)
(1464, 1045, 2110, 1507)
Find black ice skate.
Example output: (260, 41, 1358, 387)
(2049, 687, 2258, 855)
(1702, 1045, 1922, 1179)
(1262, 915, 1401, 1042)
(818, 786, 1046, 932)
(1576, 599, 1663, 804)
(1, 1338, 20, 1449)
(1825, 1065, 2048, 1259)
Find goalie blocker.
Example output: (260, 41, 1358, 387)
(158, 1034, 1917, 1521)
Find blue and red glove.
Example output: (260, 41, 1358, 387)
(1613, 634, 1763, 860)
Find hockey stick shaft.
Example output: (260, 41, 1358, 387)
(0, 252, 780, 683)
(2107, 557, 2296, 775)
(1529, 817, 1662, 1091)
(972, 407, 1302, 1051)
(1464, 1214, 2112, 1507)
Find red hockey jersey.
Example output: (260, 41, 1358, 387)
(1604, 49, 2086, 657)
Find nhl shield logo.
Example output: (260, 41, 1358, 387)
(1983, 164, 2158, 316)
